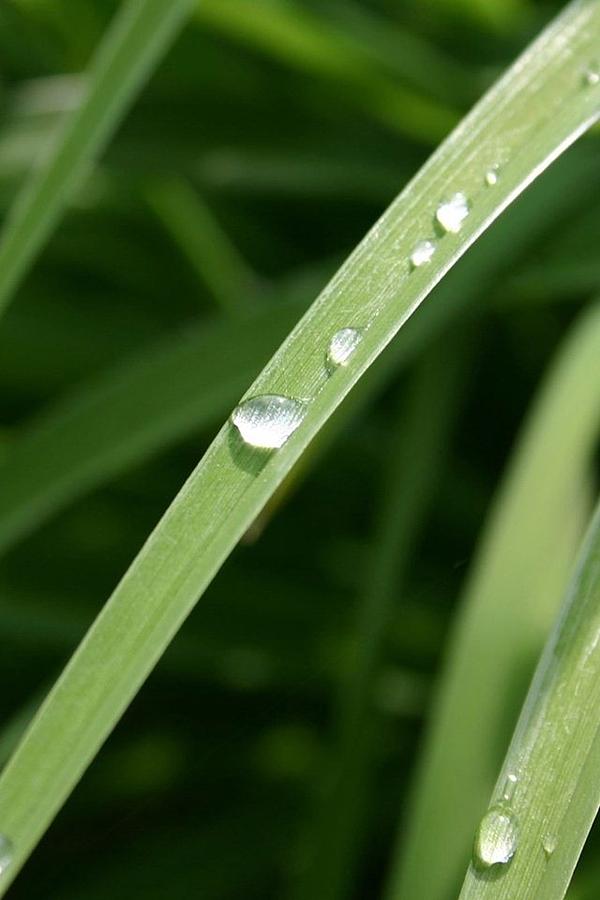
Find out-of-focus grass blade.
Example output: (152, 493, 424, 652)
(290, 333, 471, 900)
(457, 495, 600, 899)
(0, 0, 195, 321)
(387, 301, 600, 900)
(0, 2, 598, 891)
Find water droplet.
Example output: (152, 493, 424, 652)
(584, 65, 600, 86)
(410, 239, 436, 268)
(0, 835, 13, 875)
(474, 805, 519, 869)
(485, 167, 499, 186)
(435, 192, 470, 234)
(502, 772, 518, 802)
(326, 328, 363, 369)
(231, 395, 306, 450)
(542, 834, 557, 859)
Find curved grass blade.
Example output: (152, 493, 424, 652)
(457, 495, 600, 900)
(0, 1, 598, 891)
(386, 301, 600, 900)
(0, 0, 195, 321)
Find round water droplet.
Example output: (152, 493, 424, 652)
(485, 167, 499, 186)
(584, 65, 599, 86)
(0, 834, 13, 875)
(231, 395, 306, 450)
(326, 327, 363, 369)
(410, 239, 436, 268)
(435, 192, 470, 234)
(474, 805, 519, 869)
(542, 834, 557, 859)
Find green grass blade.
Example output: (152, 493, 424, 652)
(386, 301, 600, 900)
(0, 0, 194, 320)
(0, 2, 598, 891)
(457, 495, 600, 900)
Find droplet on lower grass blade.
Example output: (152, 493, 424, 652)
(474, 805, 519, 869)
(435, 192, 470, 233)
(485, 166, 500, 186)
(231, 395, 306, 450)
(0, 834, 13, 875)
(326, 327, 363, 369)
(410, 239, 436, 268)
(542, 834, 557, 859)
(584, 65, 599, 85)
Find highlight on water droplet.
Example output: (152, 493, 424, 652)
(584, 64, 600, 86)
(435, 192, 470, 234)
(0, 834, 13, 876)
(474, 805, 519, 869)
(410, 239, 436, 268)
(542, 834, 557, 859)
(485, 166, 499, 186)
(326, 327, 363, 369)
(231, 395, 306, 450)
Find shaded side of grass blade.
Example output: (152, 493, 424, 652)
(0, 2, 598, 891)
(0, 0, 195, 320)
(458, 495, 600, 900)
(288, 331, 472, 900)
(386, 301, 600, 900)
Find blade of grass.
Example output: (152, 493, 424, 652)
(289, 331, 471, 900)
(386, 301, 600, 900)
(0, 0, 195, 321)
(457, 494, 600, 899)
(0, 2, 598, 891)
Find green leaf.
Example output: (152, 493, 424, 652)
(0, 1, 598, 892)
(0, 0, 194, 321)
(457, 494, 600, 899)
(385, 301, 600, 900)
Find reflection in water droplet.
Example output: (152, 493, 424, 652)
(410, 239, 436, 268)
(584, 65, 600, 86)
(326, 328, 363, 369)
(435, 192, 470, 234)
(0, 834, 13, 875)
(485, 167, 499, 186)
(474, 805, 519, 869)
(542, 834, 557, 859)
(231, 395, 306, 450)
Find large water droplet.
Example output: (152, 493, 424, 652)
(410, 239, 436, 268)
(485, 167, 499, 186)
(474, 805, 519, 869)
(435, 192, 470, 234)
(542, 834, 557, 859)
(326, 328, 363, 369)
(231, 395, 306, 450)
(0, 835, 13, 875)
(584, 65, 599, 86)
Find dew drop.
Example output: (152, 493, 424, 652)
(474, 805, 519, 869)
(326, 327, 363, 369)
(542, 834, 557, 859)
(410, 239, 436, 268)
(485, 167, 499, 186)
(231, 395, 306, 450)
(0, 834, 13, 876)
(502, 772, 518, 802)
(435, 192, 470, 234)
(584, 65, 600, 86)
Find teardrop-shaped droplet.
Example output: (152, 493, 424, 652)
(474, 805, 519, 869)
(435, 192, 470, 233)
(326, 328, 363, 369)
(485, 166, 499, 186)
(410, 239, 436, 268)
(542, 834, 557, 859)
(0, 834, 13, 876)
(231, 395, 306, 450)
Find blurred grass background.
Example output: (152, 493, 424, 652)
(0, 0, 599, 897)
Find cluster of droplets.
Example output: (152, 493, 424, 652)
(0, 834, 13, 877)
(409, 190, 473, 269)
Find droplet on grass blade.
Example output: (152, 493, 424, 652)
(0, 835, 13, 876)
(542, 834, 557, 859)
(502, 772, 518, 802)
(485, 166, 500, 186)
(435, 192, 470, 233)
(410, 239, 436, 268)
(474, 805, 519, 869)
(584, 65, 599, 86)
(326, 327, 363, 369)
(231, 395, 306, 450)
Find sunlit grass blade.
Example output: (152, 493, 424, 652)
(386, 301, 600, 900)
(0, 0, 194, 320)
(0, 2, 598, 891)
(457, 494, 600, 899)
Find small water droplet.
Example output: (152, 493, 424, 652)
(231, 395, 306, 450)
(542, 834, 557, 859)
(435, 192, 470, 234)
(584, 65, 600, 86)
(326, 327, 363, 369)
(410, 239, 436, 268)
(502, 772, 518, 802)
(485, 166, 499, 186)
(474, 805, 519, 869)
(0, 835, 13, 875)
